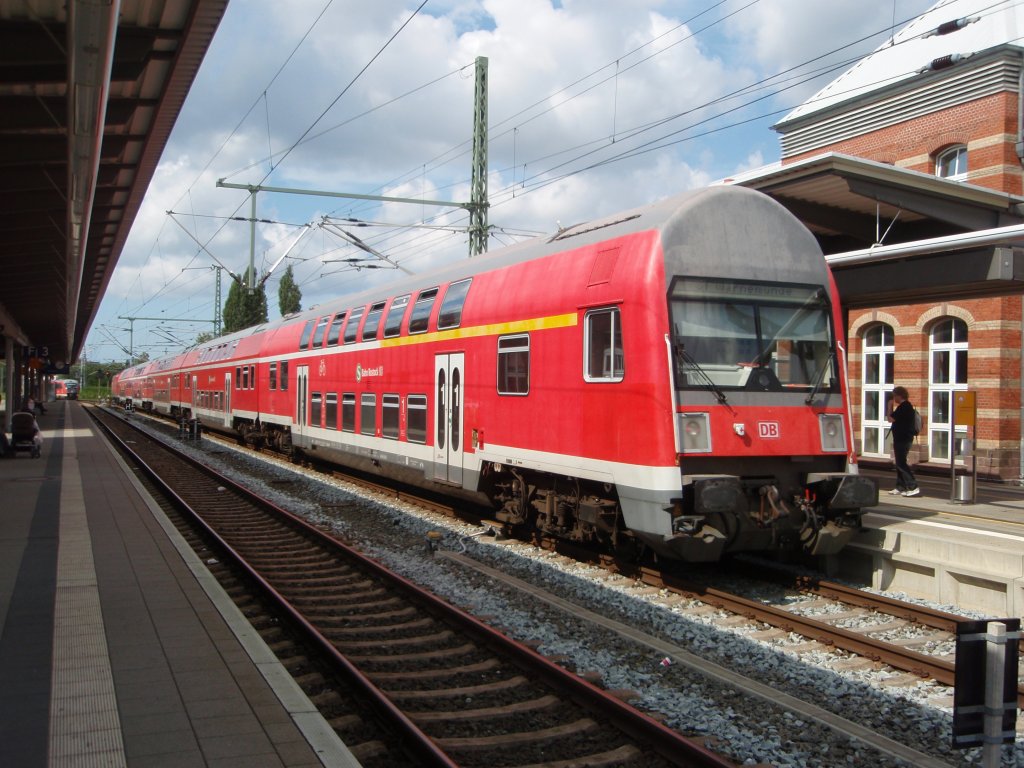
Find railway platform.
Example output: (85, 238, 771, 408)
(0, 401, 359, 768)
(836, 469, 1024, 620)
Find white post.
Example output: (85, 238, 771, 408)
(983, 621, 1007, 767)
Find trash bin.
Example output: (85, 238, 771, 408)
(953, 474, 974, 503)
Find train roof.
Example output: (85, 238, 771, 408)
(157, 185, 818, 369)
(277, 185, 816, 322)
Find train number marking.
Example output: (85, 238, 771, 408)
(758, 422, 780, 439)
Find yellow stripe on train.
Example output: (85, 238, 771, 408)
(379, 312, 579, 348)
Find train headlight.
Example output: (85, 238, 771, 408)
(678, 412, 711, 453)
(818, 414, 847, 453)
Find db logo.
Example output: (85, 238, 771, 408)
(758, 422, 780, 439)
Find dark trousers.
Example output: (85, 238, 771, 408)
(893, 439, 917, 490)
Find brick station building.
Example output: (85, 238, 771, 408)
(737, 0, 1024, 480)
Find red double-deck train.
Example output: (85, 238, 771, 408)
(54, 379, 79, 400)
(111, 185, 876, 562)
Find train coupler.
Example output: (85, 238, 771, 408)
(805, 473, 878, 511)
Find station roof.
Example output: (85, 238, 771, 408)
(730, 153, 1024, 309)
(0, 0, 228, 369)
(777, 0, 1024, 127)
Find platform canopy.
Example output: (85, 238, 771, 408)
(0, 0, 228, 370)
(732, 153, 1024, 309)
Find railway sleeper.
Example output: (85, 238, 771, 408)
(434, 718, 599, 751)
(408, 694, 561, 723)
(345, 641, 478, 665)
(384, 675, 530, 702)
(332, 629, 455, 652)
(370, 658, 501, 683)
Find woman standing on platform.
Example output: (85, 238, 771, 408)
(888, 386, 920, 497)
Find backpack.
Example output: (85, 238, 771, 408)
(912, 409, 922, 436)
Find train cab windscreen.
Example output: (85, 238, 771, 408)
(670, 278, 837, 394)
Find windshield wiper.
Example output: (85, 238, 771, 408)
(804, 357, 833, 404)
(675, 344, 728, 404)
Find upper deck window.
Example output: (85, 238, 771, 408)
(326, 312, 347, 346)
(409, 288, 438, 334)
(311, 316, 330, 347)
(383, 295, 410, 338)
(362, 301, 387, 341)
(299, 319, 315, 350)
(343, 306, 365, 344)
(438, 279, 471, 330)
(669, 278, 836, 395)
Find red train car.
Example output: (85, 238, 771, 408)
(54, 379, 79, 400)
(113, 186, 877, 561)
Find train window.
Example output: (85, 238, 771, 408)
(312, 316, 330, 347)
(242, 366, 250, 390)
(383, 295, 410, 338)
(669, 279, 836, 394)
(362, 301, 386, 341)
(497, 334, 530, 395)
(438, 279, 471, 329)
(407, 395, 427, 443)
(269, 362, 278, 390)
(236, 367, 242, 389)
(584, 308, 624, 382)
(310, 392, 322, 427)
(409, 288, 438, 334)
(360, 394, 376, 436)
(280, 361, 289, 391)
(250, 365, 256, 389)
(299, 320, 315, 350)
(326, 312, 347, 346)
(325, 393, 338, 430)
(382, 394, 400, 438)
(342, 393, 356, 432)
(343, 307, 365, 344)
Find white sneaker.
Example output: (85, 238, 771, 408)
(902, 488, 921, 497)
(887, 488, 902, 495)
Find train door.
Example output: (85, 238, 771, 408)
(223, 372, 232, 427)
(433, 353, 464, 485)
(294, 365, 309, 439)
(191, 375, 198, 414)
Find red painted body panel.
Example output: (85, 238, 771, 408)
(110, 186, 874, 562)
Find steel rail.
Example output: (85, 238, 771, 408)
(92, 407, 735, 768)
(90, 408, 459, 768)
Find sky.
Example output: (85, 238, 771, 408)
(83, 0, 941, 363)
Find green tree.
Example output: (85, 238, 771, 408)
(194, 331, 217, 345)
(223, 267, 269, 333)
(278, 264, 302, 316)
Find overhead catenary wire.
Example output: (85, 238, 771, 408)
(115, 0, 431, 328)
(103, 0, 1019, 358)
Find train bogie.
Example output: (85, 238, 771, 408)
(112, 185, 877, 563)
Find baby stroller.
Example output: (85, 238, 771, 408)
(10, 412, 41, 458)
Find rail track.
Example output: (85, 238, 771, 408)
(116, 404, 1023, 711)
(88, 405, 734, 768)
(547, 547, 1024, 709)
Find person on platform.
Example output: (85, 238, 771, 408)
(888, 386, 920, 497)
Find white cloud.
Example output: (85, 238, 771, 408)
(88, 0, 940, 359)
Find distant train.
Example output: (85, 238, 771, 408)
(112, 185, 877, 562)
(54, 379, 79, 400)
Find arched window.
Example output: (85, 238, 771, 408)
(861, 323, 894, 457)
(928, 317, 969, 463)
(936, 145, 968, 181)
